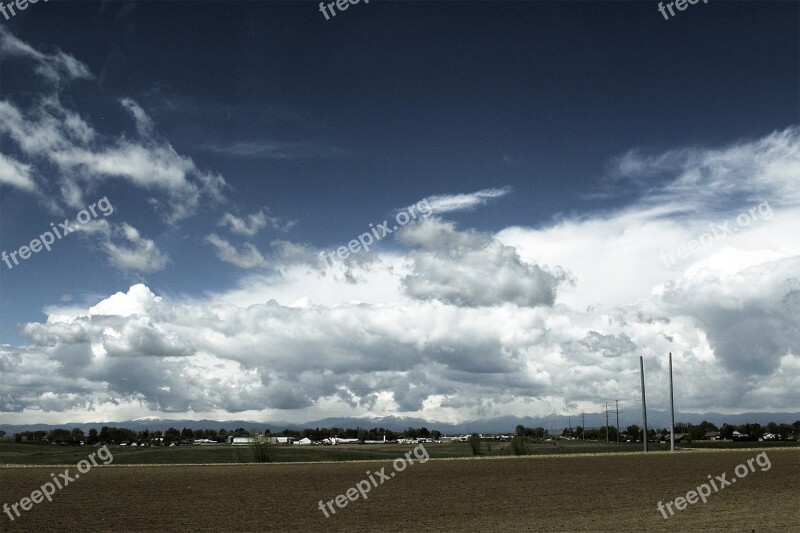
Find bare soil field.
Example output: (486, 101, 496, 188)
(1, 448, 797, 532)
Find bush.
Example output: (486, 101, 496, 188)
(250, 440, 271, 463)
(468, 435, 482, 456)
(511, 436, 526, 455)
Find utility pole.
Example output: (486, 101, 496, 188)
(605, 402, 609, 443)
(640, 355, 649, 452)
(615, 400, 620, 445)
(581, 412, 585, 440)
(669, 352, 675, 452)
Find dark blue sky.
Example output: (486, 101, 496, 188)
(1, 0, 798, 339)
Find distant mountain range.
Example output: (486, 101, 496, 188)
(2, 411, 798, 435)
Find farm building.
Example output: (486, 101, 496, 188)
(266, 436, 295, 445)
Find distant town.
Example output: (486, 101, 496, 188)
(6, 419, 798, 448)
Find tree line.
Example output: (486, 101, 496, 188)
(10, 425, 445, 445)
(10, 420, 798, 446)
(514, 420, 799, 442)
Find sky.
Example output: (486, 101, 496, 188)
(0, 1, 798, 425)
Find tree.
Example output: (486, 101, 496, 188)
(70, 428, 85, 443)
(720, 423, 735, 439)
(688, 420, 718, 441)
(164, 427, 180, 444)
(48, 429, 71, 444)
(515, 424, 525, 437)
(625, 425, 641, 441)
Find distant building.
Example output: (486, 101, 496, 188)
(266, 436, 295, 445)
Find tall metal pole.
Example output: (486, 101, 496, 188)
(640, 356, 649, 452)
(669, 352, 675, 452)
(605, 402, 609, 443)
(615, 400, 619, 445)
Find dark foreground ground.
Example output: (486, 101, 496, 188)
(1, 448, 798, 532)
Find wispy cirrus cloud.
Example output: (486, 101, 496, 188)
(77, 219, 170, 273)
(205, 233, 271, 269)
(0, 26, 93, 85)
(0, 29, 228, 223)
(606, 126, 800, 216)
(0, 91, 226, 223)
(205, 233, 316, 270)
(218, 209, 296, 236)
(423, 186, 512, 214)
(119, 97, 155, 137)
(202, 139, 347, 159)
(0, 153, 37, 192)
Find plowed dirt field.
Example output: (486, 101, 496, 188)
(1, 449, 797, 532)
